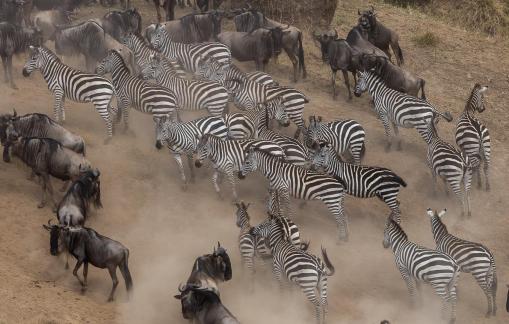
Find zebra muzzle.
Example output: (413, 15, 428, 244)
(194, 160, 202, 168)
(155, 140, 162, 150)
(237, 171, 245, 180)
(22, 68, 30, 77)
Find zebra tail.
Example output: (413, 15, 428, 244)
(485, 257, 497, 294)
(447, 264, 461, 298)
(321, 246, 335, 276)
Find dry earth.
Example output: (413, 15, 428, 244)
(0, 0, 508, 323)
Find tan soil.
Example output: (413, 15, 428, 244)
(0, 0, 508, 323)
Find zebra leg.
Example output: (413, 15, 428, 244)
(484, 160, 490, 191)
(53, 91, 64, 124)
(226, 169, 238, 202)
(399, 267, 418, 307)
(212, 169, 223, 200)
(121, 102, 131, 134)
(463, 170, 473, 217)
(302, 287, 321, 324)
(1, 56, 8, 83)
(342, 69, 352, 101)
(331, 70, 337, 99)
(97, 101, 114, 143)
(319, 277, 328, 324)
(330, 198, 348, 242)
(476, 167, 482, 190)
(392, 123, 402, 150)
(38, 173, 49, 209)
(172, 153, 188, 191)
(380, 116, 392, 151)
(186, 154, 195, 183)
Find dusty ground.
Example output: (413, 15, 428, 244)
(0, 0, 508, 323)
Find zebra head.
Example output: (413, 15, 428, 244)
(305, 115, 324, 148)
(120, 33, 135, 50)
(427, 208, 448, 242)
(194, 134, 211, 168)
(205, 58, 229, 83)
(383, 217, 407, 249)
(234, 201, 250, 228)
(309, 142, 334, 171)
(264, 97, 290, 127)
(95, 50, 121, 75)
(468, 83, 489, 113)
(22, 46, 42, 77)
(140, 54, 162, 81)
(154, 117, 170, 150)
(150, 24, 167, 51)
(354, 70, 372, 97)
(238, 147, 258, 179)
(196, 55, 213, 80)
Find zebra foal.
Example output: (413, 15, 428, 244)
(22, 46, 115, 142)
(428, 208, 497, 317)
(383, 217, 460, 324)
(252, 216, 334, 324)
(455, 84, 491, 191)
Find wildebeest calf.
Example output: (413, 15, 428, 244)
(0, 22, 42, 88)
(42, 225, 132, 301)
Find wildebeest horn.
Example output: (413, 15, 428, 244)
(12, 108, 17, 117)
(178, 283, 187, 292)
(48, 219, 53, 225)
(358, 9, 361, 15)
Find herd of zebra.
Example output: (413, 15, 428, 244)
(0, 1, 504, 324)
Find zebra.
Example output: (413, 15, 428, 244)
(150, 24, 231, 75)
(253, 102, 309, 166)
(95, 50, 179, 134)
(305, 115, 366, 164)
(120, 32, 186, 78)
(194, 133, 285, 201)
(22, 46, 115, 142)
(427, 208, 497, 317)
(455, 84, 491, 191)
(155, 116, 228, 190)
(227, 78, 308, 138)
(251, 216, 334, 324)
(238, 147, 349, 241)
(310, 142, 406, 222)
(223, 112, 255, 140)
(354, 70, 453, 150)
(141, 53, 229, 116)
(427, 120, 479, 217)
(234, 197, 307, 275)
(197, 55, 277, 87)
(383, 218, 460, 324)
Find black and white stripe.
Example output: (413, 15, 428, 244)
(455, 84, 491, 191)
(238, 148, 349, 241)
(194, 134, 285, 200)
(428, 208, 497, 317)
(427, 123, 479, 217)
(310, 143, 406, 221)
(223, 112, 255, 140)
(22, 46, 115, 141)
(354, 71, 452, 149)
(306, 115, 366, 164)
(252, 216, 334, 324)
(95, 50, 178, 132)
(141, 53, 229, 116)
(121, 32, 186, 78)
(150, 25, 231, 74)
(383, 218, 460, 323)
(253, 102, 309, 166)
(155, 116, 228, 189)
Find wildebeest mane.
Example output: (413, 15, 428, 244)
(179, 13, 208, 43)
(62, 171, 102, 220)
(234, 10, 266, 33)
(14, 113, 58, 137)
(17, 137, 62, 172)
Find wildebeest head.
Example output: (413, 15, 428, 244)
(125, 8, 142, 35)
(174, 284, 220, 319)
(22, 46, 43, 77)
(212, 242, 232, 281)
(265, 26, 289, 57)
(359, 52, 387, 74)
(358, 6, 376, 30)
(42, 219, 62, 256)
(1, 112, 19, 162)
(312, 29, 338, 63)
(76, 169, 102, 209)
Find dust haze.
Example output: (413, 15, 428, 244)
(0, 0, 508, 323)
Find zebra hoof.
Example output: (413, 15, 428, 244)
(103, 137, 112, 145)
(37, 202, 46, 209)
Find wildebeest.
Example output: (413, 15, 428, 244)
(57, 169, 101, 227)
(358, 6, 404, 66)
(217, 27, 282, 71)
(313, 30, 360, 100)
(0, 22, 42, 88)
(53, 20, 138, 73)
(3, 133, 92, 209)
(174, 284, 240, 324)
(0, 110, 85, 154)
(195, 0, 223, 12)
(100, 8, 142, 42)
(185, 242, 232, 295)
(145, 0, 176, 22)
(33, 8, 74, 44)
(145, 11, 225, 44)
(42, 225, 133, 301)
(233, 9, 305, 82)
(346, 24, 388, 58)
(359, 53, 425, 99)
(0, 0, 25, 26)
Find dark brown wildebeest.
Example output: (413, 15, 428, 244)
(174, 284, 240, 324)
(217, 27, 283, 71)
(100, 8, 142, 42)
(195, 0, 223, 12)
(0, 22, 42, 88)
(33, 8, 75, 44)
(145, 0, 176, 22)
(358, 6, 404, 66)
(346, 24, 387, 58)
(233, 9, 305, 82)
(359, 53, 425, 99)
(313, 30, 360, 100)
(42, 225, 133, 302)
(0, 0, 25, 26)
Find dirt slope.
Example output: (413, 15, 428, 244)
(0, 0, 508, 323)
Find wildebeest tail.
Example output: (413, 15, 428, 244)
(395, 42, 404, 65)
(321, 246, 335, 276)
(120, 249, 133, 291)
(297, 31, 306, 78)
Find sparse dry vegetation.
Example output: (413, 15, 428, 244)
(411, 31, 440, 47)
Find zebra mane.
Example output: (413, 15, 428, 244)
(388, 219, 407, 241)
(38, 46, 61, 61)
(464, 83, 482, 113)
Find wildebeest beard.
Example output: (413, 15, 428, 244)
(49, 226, 60, 256)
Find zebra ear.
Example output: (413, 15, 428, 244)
(438, 209, 447, 218)
(426, 208, 434, 218)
